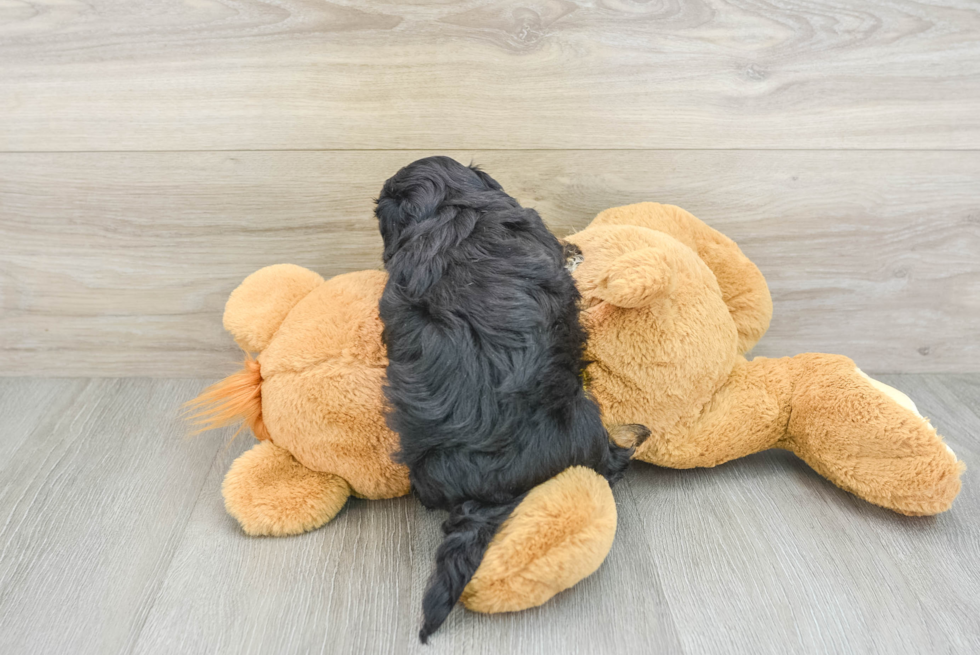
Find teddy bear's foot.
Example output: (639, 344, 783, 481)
(460, 466, 617, 614)
(222, 440, 351, 536)
(786, 354, 964, 516)
(855, 369, 958, 461)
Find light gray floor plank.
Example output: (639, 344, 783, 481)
(2, 376, 977, 654)
(0, 379, 222, 655)
(0, 379, 86, 471)
(130, 436, 417, 655)
(3, 150, 978, 376)
(132, 434, 682, 655)
(627, 374, 979, 654)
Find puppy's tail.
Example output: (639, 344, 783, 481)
(419, 497, 523, 643)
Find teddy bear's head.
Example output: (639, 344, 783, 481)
(563, 223, 740, 430)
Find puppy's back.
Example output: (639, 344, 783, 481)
(378, 158, 599, 497)
(376, 157, 632, 641)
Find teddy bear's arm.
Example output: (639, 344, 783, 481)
(698, 238, 772, 355)
(223, 264, 324, 352)
(591, 203, 772, 353)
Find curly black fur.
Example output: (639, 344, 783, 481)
(375, 156, 641, 643)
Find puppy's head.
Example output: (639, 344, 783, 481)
(375, 156, 507, 262)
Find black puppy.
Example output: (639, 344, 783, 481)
(376, 157, 645, 642)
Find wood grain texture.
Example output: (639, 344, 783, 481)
(626, 373, 980, 655)
(0, 378, 85, 468)
(2, 150, 978, 376)
(868, 374, 980, 652)
(0, 379, 222, 655)
(131, 436, 683, 655)
(0, 376, 977, 654)
(1, 0, 979, 150)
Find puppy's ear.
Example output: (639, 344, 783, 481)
(468, 164, 503, 191)
(594, 248, 673, 308)
(375, 194, 410, 261)
(375, 165, 447, 260)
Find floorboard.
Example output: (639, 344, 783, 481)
(0, 379, 222, 655)
(131, 436, 682, 655)
(0, 379, 86, 470)
(0, 376, 976, 654)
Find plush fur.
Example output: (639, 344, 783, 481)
(222, 440, 351, 536)
(375, 157, 638, 641)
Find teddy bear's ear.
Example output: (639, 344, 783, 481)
(593, 248, 674, 308)
(224, 264, 324, 352)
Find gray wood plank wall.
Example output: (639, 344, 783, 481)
(1, 1, 979, 376)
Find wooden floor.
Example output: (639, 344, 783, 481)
(0, 375, 977, 655)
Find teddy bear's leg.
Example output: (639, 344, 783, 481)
(632, 356, 794, 469)
(223, 264, 325, 352)
(222, 440, 351, 536)
(782, 354, 963, 516)
(460, 466, 617, 614)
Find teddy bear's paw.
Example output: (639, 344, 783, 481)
(856, 368, 960, 463)
(222, 441, 351, 536)
(460, 466, 616, 614)
(790, 358, 964, 516)
(595, 248, 674, 309)
(848, 367, 964, 515)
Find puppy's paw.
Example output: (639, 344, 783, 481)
(562, 241, 584, 273)
(607, 423, 651, 449)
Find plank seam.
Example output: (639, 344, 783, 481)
(125, 428, 226, 655)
